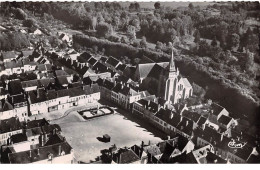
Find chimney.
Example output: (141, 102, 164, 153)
(29, 150, 32, 158)
(37, 149, 40, 156)
(220, 133, 224, 141)
(141, 141, 144, 149)
(170, 113, 173, 119)
(167, 136, 171, 140)
(58, 145, 61, 155)
(186, 120, 189, 126)
(118, 153, 121, 163)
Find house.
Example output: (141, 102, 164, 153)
(88, 57, 98, 68)
(143, 136, 195, 163)
(56, 76, 69, 88)
(100, 79, 115, 101)
(111, 148, 141, 164)
(29, 28, 42, 35)
(4, 60, 24, 75)
(217, 115, 235, 130)
(8, 80, 23, 96)
(9, 94, 28, 121)
(37, 64, 52, 73)
(192, 145, 227, 164)
(118, 85, 140, 110)
(59, 33, 71, 43)
(181, 110, 201, 130)
(0, 100, 15, 121)
(1, 51, 17, 63)
(105, 56, 122, 72)
(116, 64, 127, 75)
(28, 88, 48, 115)
(0, 117, 23, 146)
(208, 103, 229, 123)
(83, 84, 101, 103)
(6, 141, 75, 164)
(111, 82, 123, 105)
(0, 87, 8, 100)
(22, 58, 37, 72)
(21, 79, 39, 92)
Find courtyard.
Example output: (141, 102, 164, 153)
(50, 110, 163, 163)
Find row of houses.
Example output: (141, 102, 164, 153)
(0, 118, 76, 164)
(0, 77, 100, 121)
(99, 135, 234, 164)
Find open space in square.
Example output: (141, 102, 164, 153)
(51, 112, 162, 163)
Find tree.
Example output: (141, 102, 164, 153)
(188, 3, 194, 10)
(154, 2, 161, 9)
(13, 8, 27, 20)
(23, 18, 37, 27)
(211, 36, 218, 47)
(155, 41, 163, 51)
(140, 36, 148, 49)
(96, 22, 111, 37)
(27, 72, 37, 80)
(73, 74, 80, 82)
(245, 50, 256, 77)
(194, 30, 201, 43)
(92, 45, 98, 54)
(127, 25, 136, 42)
(228, 33, 240, 50)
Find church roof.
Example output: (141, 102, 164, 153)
(137, 63, 155, 79)
(182, 78, 192, 88)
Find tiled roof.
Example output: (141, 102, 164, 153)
(147, 64, 165, 80)
(197, 126, 222, 146)
(38, 64, 52, 72)
(112, 148, 140, 164)
(2, 51, 16, 60)
(182, 78, 192, 88)
(116, 64, 127, 72)
(25, 118, 49, 129)
(99, 56, 107, 63)
(102, 80, 115, 90)
(11, 94, 26, 104)
(197, 116, 207, 127)
(176, 117, 193, 136)
(10, 133, 27, 144)
(4, 60, 23, 69)
(92, 62, 108, 73)
(182, 110, 201, 123)
(8, 80, 23, 95)
(106, 57, 120, 67)
(22, 50, 33, 58)
(211, 103, 226, 116)
(204, 152, 227, 163)
(119, 86, 138, 96)
(57, 76, 69, 85)
(0, 117, 22, 134)
(1, 100, 14, 111)
(137, 63, 155, 79)
(112, 83, 123, 93)
(78, 52, 92, 63)
(8, 141, 72, 163)
(77, 66, 89, 75)
(28, 88, 47, 104)
(21, 80, 39, 88)
(55, 70, 69, 77)
(218, 115, 232, 126)
(88, 57, 97, 66)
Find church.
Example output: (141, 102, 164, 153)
(133, 51, 193, 104)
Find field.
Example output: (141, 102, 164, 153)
(51, 112, 162, 163)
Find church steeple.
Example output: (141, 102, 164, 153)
(169, 48, 176, 72)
